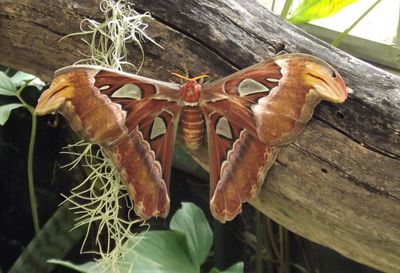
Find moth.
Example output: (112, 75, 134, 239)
(35, 53, 348, 223)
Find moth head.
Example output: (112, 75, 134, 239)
(172, 73, 207, 104)
(302, 58, 349, 103)
(35, 73, 77, 115)
(180, 80, 202, 103)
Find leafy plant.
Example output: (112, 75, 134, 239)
(50, 202, 244, 273)
(0, 69, 44, 234)
(287, 0, 359, 24)
(281, 0, 382, 47)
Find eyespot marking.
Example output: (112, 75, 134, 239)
(150, 117, 167, 140)
(99, 85, 111, 91)
(237, 79, 270, 96)
(266, 77, 280, 83)
(111, 84, 142, 100)
(216, 117, 232, 139)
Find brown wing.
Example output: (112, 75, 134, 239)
(201, 53, 348, 222)
(35, 65, 182, 219)
(93, 69, 182, 219)
(201, 107, 278, 223)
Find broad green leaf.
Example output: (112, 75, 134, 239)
(288, 0, 359, 24)
(170, 202, 213, 268)
(220, 262, 244, 273)
(209, 262, 244, 273)
(49, 231, 197, 273)
(47, 260, 96, 273)
(0, 103, 24, 125)
(11, 71, 45, 90)
(123, 230, 197, 273)
(0, 71, 17, 96)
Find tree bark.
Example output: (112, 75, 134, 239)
(1, 0, 399, 272)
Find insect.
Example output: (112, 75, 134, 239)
(35, 53, 348, 223)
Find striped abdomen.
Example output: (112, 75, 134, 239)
(181, 106, 204, 149)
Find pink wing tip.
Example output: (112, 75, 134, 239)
(130, 185, 171, 220)
(210, 196, 243, 223)
(133, 199, 170, 220)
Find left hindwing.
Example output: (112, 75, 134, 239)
(36, 65, 183, 219)
(93, 69, 182, 218)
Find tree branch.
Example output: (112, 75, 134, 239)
(1, 0, 399, 272)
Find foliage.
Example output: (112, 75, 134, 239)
(50, 202, 244, 273)
(0, 69, 44, 234)
(287, 0, 359, 24)
(0, 71, 44, 124)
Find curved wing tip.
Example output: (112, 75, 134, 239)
(133, 203, 170, 220)
(210, 203, 242, 223)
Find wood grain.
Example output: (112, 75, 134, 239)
(0, 0, 399, 271)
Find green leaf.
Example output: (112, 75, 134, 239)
(123, 231, 197, 273)
(50, 231, 197, 273)
(46, 204, 212, 273)
(11, 71, 45, 90)
(0, 103, 24, 125)
(288, 0, 359, 24)
(47, 260, 96, 273)
(220, 262, 244, 273)
(0, 71, 17, 96)
(170, 202, 213, 268)
(209, 262, 244, 273)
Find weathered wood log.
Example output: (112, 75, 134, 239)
(1, 0, 399, 272)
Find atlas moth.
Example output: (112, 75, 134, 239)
(35, 53, 348, 223)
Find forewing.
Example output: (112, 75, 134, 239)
(202, 53, 348, 145)
(200, 57, 281, 136)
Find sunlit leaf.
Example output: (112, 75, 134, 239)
(11, 71, 46, 90)
(170, 202, 213, 268)
(0, 71, 17, 96)
(0, 103, 24, 125)
(288, 0, 359, 24)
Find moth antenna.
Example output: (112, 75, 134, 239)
(171, 72, 209, 82)
(191, 74, 209, 81)
(171, 72, 192, 82)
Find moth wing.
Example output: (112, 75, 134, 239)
(200, 58, 279, 222)
(92, 69, 182, 219)
(201, 105, 278, 222)
(201, 54, 347, 222)
(202, 53, 348, 145)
